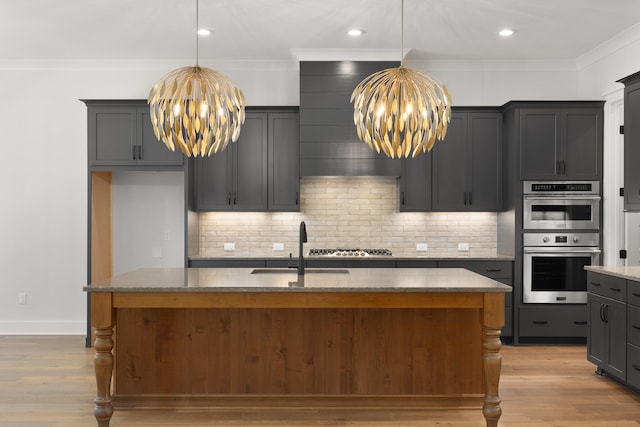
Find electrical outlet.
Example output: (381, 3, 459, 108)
(458, 243, 470, 252)
(224, 243, 235, 251)
(273, 243, 285, 251)
(18, 293, 27, 305)
(416, 243, 428, 251)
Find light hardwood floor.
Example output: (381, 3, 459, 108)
(1, 336, 639, 427)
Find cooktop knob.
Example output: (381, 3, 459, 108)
(542, 236, 550, 243)
(573, 236, 580, 243)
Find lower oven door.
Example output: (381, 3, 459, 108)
(523, 247, 601, 304)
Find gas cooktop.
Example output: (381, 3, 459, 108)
(308, 248, 393, 257)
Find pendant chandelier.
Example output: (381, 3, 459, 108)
(148, 0, 246, 157)
(350, 0, 451, 158)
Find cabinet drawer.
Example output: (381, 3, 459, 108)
(437, 261, 512, 279)
(587, 272, 626, 302)
(629, 305, 640, 347)
(629, 280, 640, 307)
(519, 306, 588, 337)
(628, 343, 640, 390)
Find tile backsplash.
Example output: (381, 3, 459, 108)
(199, 177, 497, 257)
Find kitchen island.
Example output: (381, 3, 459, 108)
(84, 267, 511, 426)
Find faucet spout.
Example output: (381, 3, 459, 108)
(298, 221, 307, 275)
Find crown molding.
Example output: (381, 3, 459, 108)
(576, 22, 640, 70)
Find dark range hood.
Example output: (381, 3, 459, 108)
(299, 61, 402, 177)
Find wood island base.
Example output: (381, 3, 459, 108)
(89, 289, 504, 426)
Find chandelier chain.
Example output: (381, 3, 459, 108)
(401, 0, 404, 66)
(195, 0, 199, 66)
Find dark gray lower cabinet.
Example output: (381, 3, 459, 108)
(519, 305, 588, 338)
(195, 109, 299, 212)
(587, 271, 628, 383)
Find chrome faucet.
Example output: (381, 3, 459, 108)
(288, 221, 307, 275)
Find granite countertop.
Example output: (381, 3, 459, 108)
(189, 254, 515, 261)
(84, 268, 512, 293)
(585, 265, 640, 281)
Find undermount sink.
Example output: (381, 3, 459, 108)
(250, 268, 349, 275)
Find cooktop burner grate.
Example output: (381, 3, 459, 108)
(308, 248, 393, 257)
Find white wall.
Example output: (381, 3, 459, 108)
(2, 32, 640, 335)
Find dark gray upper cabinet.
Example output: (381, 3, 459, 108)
(196, 113, 268, 211)
(195, 109, 299, 212)
(268, 112, 300, 211)
(299, 61, 402, 176)
(431, 109, 502, 211)
(86, 101, 183, 167)
(518, 104, 603, 180)
(618, 72, 640, 210)
(399, 155, 433, 211)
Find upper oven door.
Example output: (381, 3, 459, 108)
(523, 196, 600, 230)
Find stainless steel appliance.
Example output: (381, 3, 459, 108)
(308, 248, 392, 257)
(523, 181, 601, 230)
(523, 232, 600, 304)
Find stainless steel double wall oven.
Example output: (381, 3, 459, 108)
(522, 181, 601, 304)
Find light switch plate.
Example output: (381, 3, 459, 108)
(416, 243, 428, 251)
(223, 243, 235, 251)
(458, 243, 470, 252)
(273, 243, 285, 251)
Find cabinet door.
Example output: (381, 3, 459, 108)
(399, 155, 432, 211)
(606, 298, 627, 381)
(268, 112, 300, 211)
(233, 113, 268, 210)
(432, 114, 467, 211)
(467, 112, 502, 211)
(587, 294, 607, 367)
(195, 147, 233, 210)
(562, 109, 601, 180)
(136, 109, 184, 166)
(520, 109, 560, 179)
(90, 107, 137, 166)
(625, 82, 640, 210)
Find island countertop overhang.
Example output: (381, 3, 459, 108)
(84, 267, 512, 294)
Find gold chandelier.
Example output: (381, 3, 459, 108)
(148, 0, 246, 157)
(350, 0, 451, 158)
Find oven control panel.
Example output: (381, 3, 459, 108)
(523, 232, 599, 247)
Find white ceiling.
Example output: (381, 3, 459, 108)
(2, 0, 640, 62)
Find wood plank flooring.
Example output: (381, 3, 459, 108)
(1, 335, 639, 426)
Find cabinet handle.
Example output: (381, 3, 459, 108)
(233, 192, 237, 205)
(599, 304, 605, 322)
(633, 365, 640, 371)
(556, 160, 561, 174)
(632, 293, 640, 298)
(632, 325, 640, 330)
(138, 145, 143, 159)
(295, 191, 299, 206)
(463, 192, 468, 205)
(603, 304, 609, 323)
(573, 321, 588, 325)
(401, 191, 405, 205)
(469, 191, 473, 205)
(132, 145, 137, 160)
(227, 192, 232, 205)
(532, 320, 548, 325)
(485, 269, 502, 272)
(590, 282, 601, 287)
(610, 287, 621, 292)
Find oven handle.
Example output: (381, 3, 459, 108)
(523, 195, 601, 201)
(524, 248, 601, 254)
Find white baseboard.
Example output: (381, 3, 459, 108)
(0, 320, 86, 335)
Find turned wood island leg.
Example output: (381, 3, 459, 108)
(94, 326, 114, 426)
(482, 292, 504, 427)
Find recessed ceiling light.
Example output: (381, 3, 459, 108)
(197, 28, 211, 36)
(498, 28, 516, 37)
(348, 29, 365, 37)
